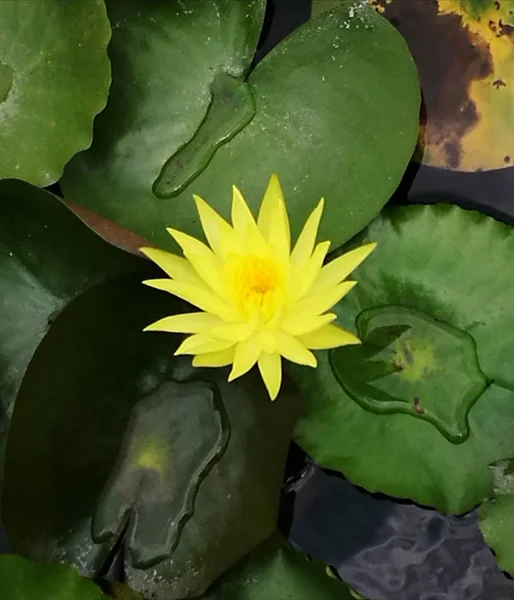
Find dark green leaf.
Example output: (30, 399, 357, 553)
(479, 458, 514, 577)
(61, 0, 419, 252)
(2, 277, 298, 599)
(0, 0, 111, 186)
(0, 180, 143, 467)
(0, 554, 106, 600)
(293, 204, 514, 513)
(203, 535, 361, 599)
(311, 0, 342, 19)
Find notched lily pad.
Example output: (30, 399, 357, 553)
(93, 380, 229, 569)
(0, 0, 112, 185)
(2, 277, 298, 599)
(331, 305, 488, 443)
(61, 0, 419, 252)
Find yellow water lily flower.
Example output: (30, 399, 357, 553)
(141, 174, 376, 400)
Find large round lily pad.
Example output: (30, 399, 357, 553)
(61, 0, 419, 251)
(0, 554, 107, 600)
(0, 0, 111, 186)
(292, 203, 514, 514)
(2, 276, 298, 599)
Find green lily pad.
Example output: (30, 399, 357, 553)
(0, 554, 107, 600)
(292, 204, 514, 514)
(61, 0, 419, 252)
(203, 535, 360, 599)
(2, 277, 298, 599)
(0, 180, 143, 473)
(0, 0, 111, 186)
(479, 458, 514, 577)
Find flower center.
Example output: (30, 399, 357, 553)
(227, 255, 283, 321)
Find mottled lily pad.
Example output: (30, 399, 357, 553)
(61, 0, 419, 252)
(2, 277, 298, 599)
(479, 458, 514, 577)
(0, 0, 111, 185)
(0, 554, 107, 600)
(292, 204, 514, 513)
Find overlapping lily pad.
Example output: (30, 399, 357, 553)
(202, 535, 361, 599)
(292, 203, 514, 513)
(479, 458, 514, 577)
(0, 180, 143, 472)
(0, 554, 107, 600)
(61, 0, 419, 252)
(2, 277, 298, 599)
(0, 0, 111, 186)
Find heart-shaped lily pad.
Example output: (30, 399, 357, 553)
(0, 180, 143, 475)
(292, 203, 514, 514)
(202, 535, 361, 599)
(61, 0, 419, 252)
(479, 458, 514, 577)
(0, 554, 107, 600)
(0, 0, 111, 186)
(2, 276, 298, 599)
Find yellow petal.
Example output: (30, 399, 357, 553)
(166, 227, 225, 297)
(291, 280, 357, 320)
(315, 243, 377, 291)
(194, 194, 244, 257)
(140, 247, 203, 286)
(257, 173, 290, 261)
(297, 324, 361, 349)
(212, 322, 253, 342)
(256, 329, 278, 353)
(290, 240, 330, 303)
(144, 312, 222, 333)
(275, 331, 317, 367)
(281, 312, 336, 336)
(258, 352, 282, 401)
(290, 198, 324, 268)
(175, 334, 234, 355)
(143, 279, 233, 320)
(231, 185, 269, 255)
(192, 347, 236, 367)
(228, 337, 262, 381)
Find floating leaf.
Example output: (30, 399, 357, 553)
(2, 277, 298, 599)
(293, 204, 514, 513)
(370, 0, 514, 171)
(203, 535, 360, 599)
(0, 554, 106, 600)
(0, 180, 143, 476)
(479, 458, 514, 577)
(0, 0, 111, 185)
(61, 0, 419, 252)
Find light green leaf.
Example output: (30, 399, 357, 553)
(203, 535, 361, 599)
(0, 555, 106, 600)
(479, 458, 514, 577)
(0, 0, 111, 186)
(293, 204, 514, 513)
